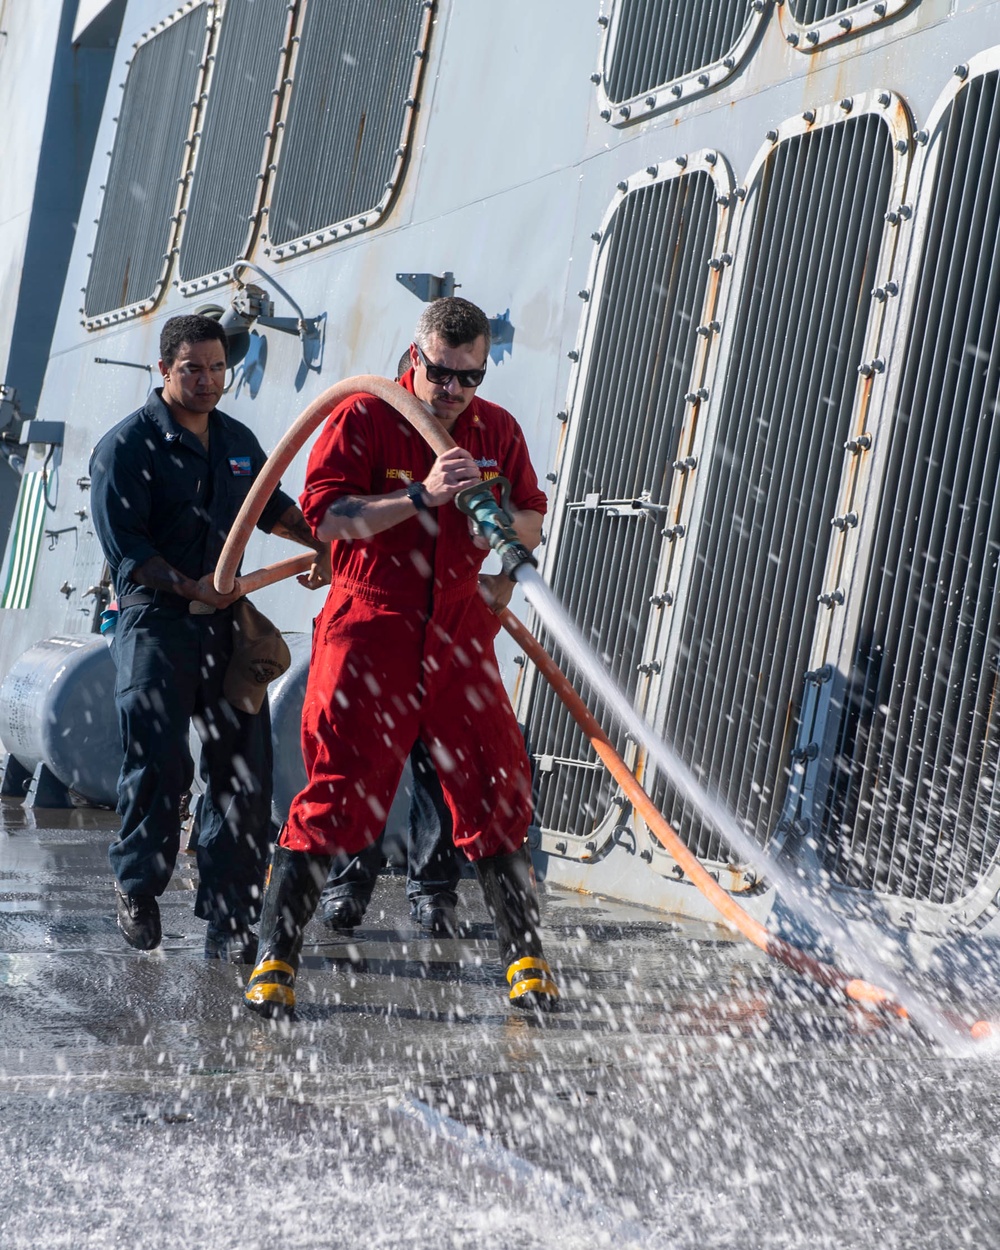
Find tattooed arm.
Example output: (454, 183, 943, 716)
(270, 504, 331, 589)
(316, 446, 481, 542)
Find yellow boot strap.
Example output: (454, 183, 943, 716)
(248, 959, 295, 984)
(506, 956, 552, 986)
(509, 976, 560, 1002)
(245, 982, 295, 1008)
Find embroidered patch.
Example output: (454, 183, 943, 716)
(229, 456, 252, 476)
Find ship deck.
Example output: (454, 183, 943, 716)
(1, 801, 998, 1249)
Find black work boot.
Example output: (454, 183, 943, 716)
(474, 845, 559, 1011)
(319, 894, 366, 932)
(115, 885, 161, 951)
(243, 846, 332, 1020)
(205, 923, 258, 964)
(410, 893, 458, 936)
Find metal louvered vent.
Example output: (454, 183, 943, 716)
(84, 5, 207, 323)
(524, 170, 721, 841)
(785, 1, 919, 49)
(790, 0, 869, 18)
(821, 71, 1000, 907)
(649, 114, 894, 864)
(600, 0, 765, 121)
(266, 0, 429, 254)
(177, 0, 291, 288)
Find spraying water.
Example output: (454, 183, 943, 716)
(514, 564, 977, 1053)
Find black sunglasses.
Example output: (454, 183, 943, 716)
(414, 343, 487, 388)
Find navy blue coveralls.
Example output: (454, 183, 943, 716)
(89, 390, 294, 930)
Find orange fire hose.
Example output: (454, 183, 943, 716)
(215, 375, 452, 595)
(499, 609, 907, 1016)
(215, 376, 993, 1042)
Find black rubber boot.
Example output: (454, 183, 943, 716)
(474, 845, 559, 1011)
(243, 845, 332, 1020)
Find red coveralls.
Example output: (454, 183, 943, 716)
(281, 371, 547, 863)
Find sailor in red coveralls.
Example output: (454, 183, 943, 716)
(244, 297, 559, 1019)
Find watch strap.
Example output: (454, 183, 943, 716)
(406, 481, 428, 512)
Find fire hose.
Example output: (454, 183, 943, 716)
(215, 376, 992, 1042)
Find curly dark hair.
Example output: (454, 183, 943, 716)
(159, 314, 229, 367)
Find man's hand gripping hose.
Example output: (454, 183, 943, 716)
(454, 477, 537, 579)
(213, 375, 994, 1044)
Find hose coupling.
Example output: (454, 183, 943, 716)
(454, 477, 537, 579)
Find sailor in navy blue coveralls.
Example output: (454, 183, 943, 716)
(89, 315, 327, 958)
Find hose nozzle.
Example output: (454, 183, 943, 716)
(454, 477, 537, 579)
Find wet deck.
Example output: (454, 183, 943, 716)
(1, 801, 998, 1249)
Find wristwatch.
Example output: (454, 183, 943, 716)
(406, 481, 428, 512)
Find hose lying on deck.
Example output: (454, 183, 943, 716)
(214, 375, 992, 1041)
(499, 608, 905, 1017)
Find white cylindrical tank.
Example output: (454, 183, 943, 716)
(0, 635, 121, 806)
(267, 631, 311, 824)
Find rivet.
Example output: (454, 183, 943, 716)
(618, 104, 631, 119)
(578, 289, 590, 300)
(954, 63, 969, 81)
(723, 56, 735, 70)
(803, 109, 816, 124)
(787, 32, 799, 46)
(839, 16, 852, 30)
(698, 72, 710, 87)
(878, 90, 892, 107)
(600, 108, 612, 120)
(840, 97, 853, 112)
(556, 411, 569, 423)
(766, 128, 779, 142)
(597, 13, 609, 26)
(617, 179, 629, 192)
(806, 29, 820, 44)
(831, 512, 859, 531)
(915, 129, 929, 145)
(646, 164, 659, 176)
(895, 138, 908, 153)
(671, 83, 683, 98)
(874, 1, 886, 12)
(590, 72, 601, 83)
(645, 95, 656, 109)
(705, 151, 717, 165)
(675, 154, 688, 168)
(546, 472, 558, 483)
(568, 349, 579, 361)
